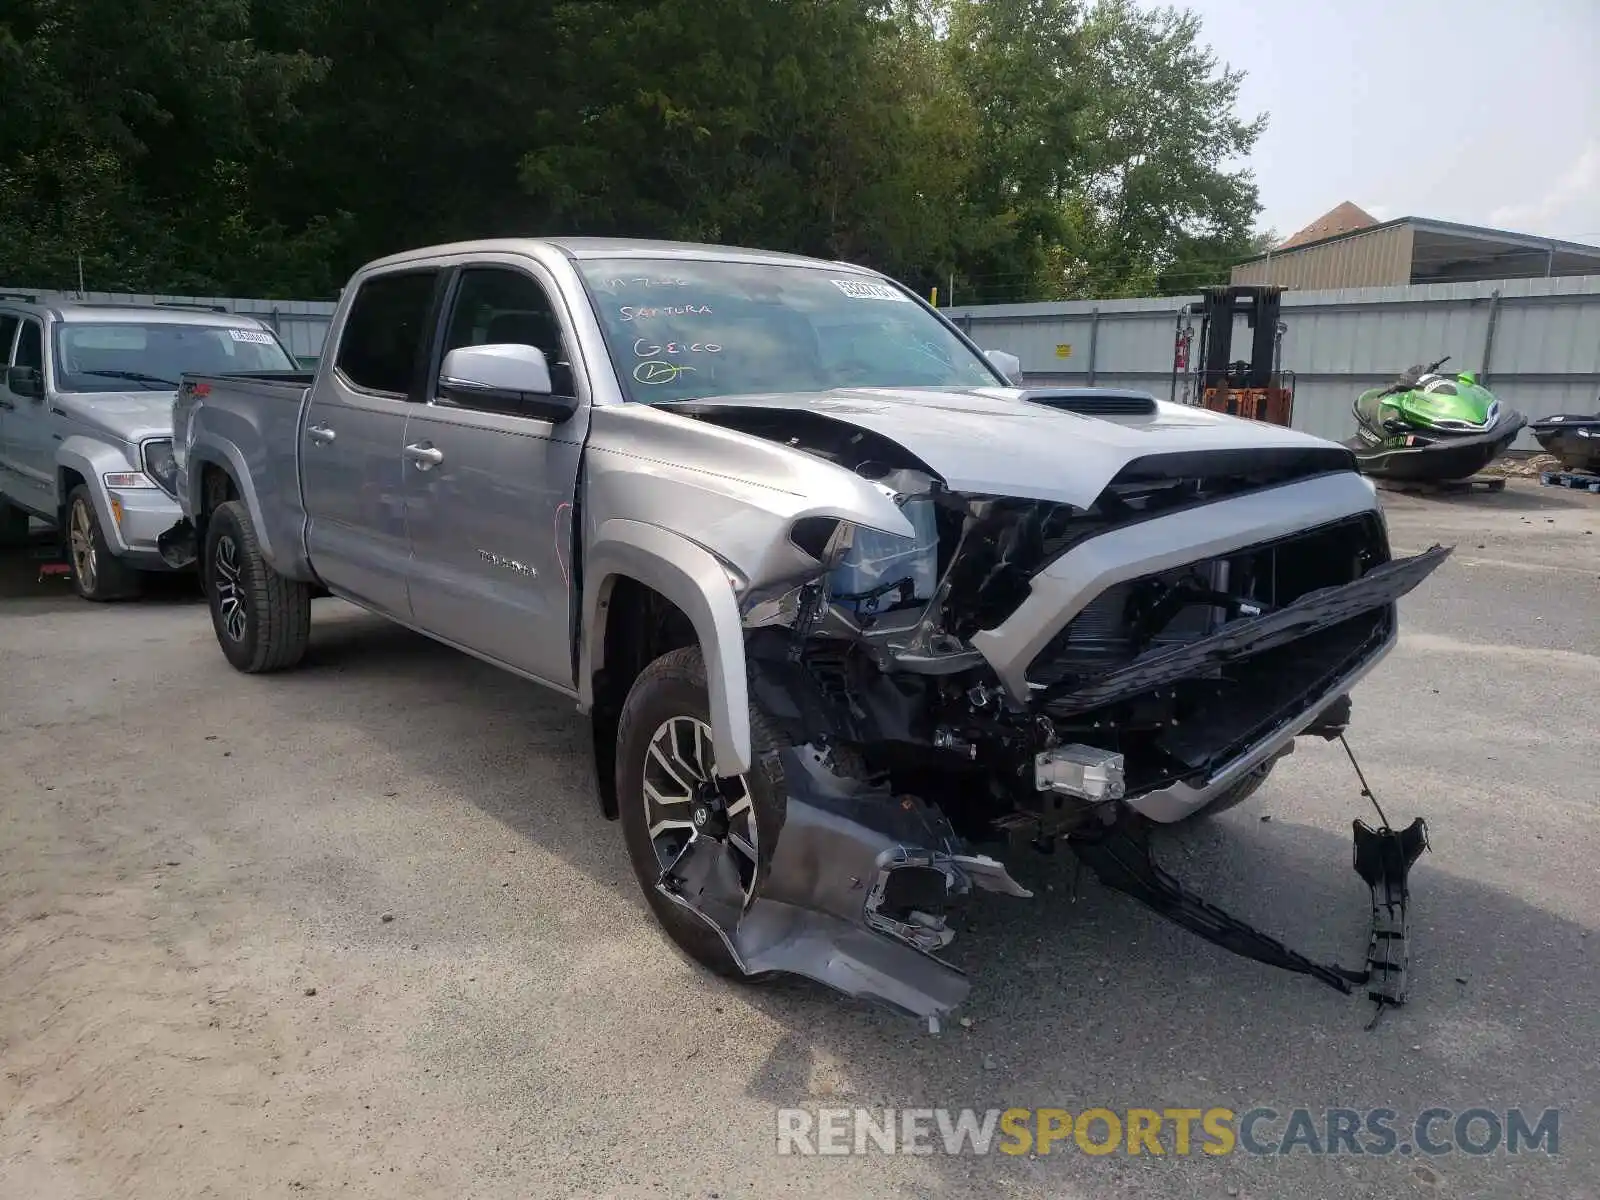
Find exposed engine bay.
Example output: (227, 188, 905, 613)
(648, 396, 1448, 1026)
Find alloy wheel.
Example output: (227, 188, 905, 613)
(642, 715, 759, 901)
(213, 534, 247, 642)
(69, 498, 98, 593)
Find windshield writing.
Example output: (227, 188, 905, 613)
(579, 260, 998, 403)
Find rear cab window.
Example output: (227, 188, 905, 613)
(334, 271, 440, 397)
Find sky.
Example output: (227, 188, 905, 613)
(1167, 0, 1600, 245)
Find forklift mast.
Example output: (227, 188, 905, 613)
(1171, 285, 1296, 427)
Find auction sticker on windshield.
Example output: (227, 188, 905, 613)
(228, 329, 276, 344)
(831, 279, 911, 302)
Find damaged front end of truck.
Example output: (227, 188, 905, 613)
(593, 390, 1447, 1025)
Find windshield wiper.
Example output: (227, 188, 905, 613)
(81, 370, 181, 388)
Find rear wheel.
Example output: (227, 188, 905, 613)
(203, 500, 312, 672)
(615, 646, 788, 978)
(65, 485, 140, 601)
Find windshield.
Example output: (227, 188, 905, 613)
(52, 322, 296, 391)
(577, 259, 1001, 403)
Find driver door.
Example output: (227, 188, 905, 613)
(402, 262, 589, 689)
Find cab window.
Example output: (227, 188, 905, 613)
(439, 267, 576, 402)
(335, 270, 440, 397)
(15, 319, 42, 370)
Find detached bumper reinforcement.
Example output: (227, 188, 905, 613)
(1070, 810, 1429, 1015)
(1352, 817, 1429, 1006)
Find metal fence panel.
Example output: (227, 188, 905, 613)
(949, 275, 1600, 451)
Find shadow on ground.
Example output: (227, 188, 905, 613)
(0, 539, 201, 606)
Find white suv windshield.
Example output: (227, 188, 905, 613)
(577, 259, 1000, 402)
(53, 322, 296, 391)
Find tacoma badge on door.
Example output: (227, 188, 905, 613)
(477, 549, 537, 577)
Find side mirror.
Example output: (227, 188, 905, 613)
(984, 349, 1022, 384)
(6, 365, 43, 398)
(438, 343, 576, 422)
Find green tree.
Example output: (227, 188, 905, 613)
(1056, 0, 1265, 296)
(931, 0, 1265, 301)
(0, 0, 1266, 302)
(0, 0, 335, 294)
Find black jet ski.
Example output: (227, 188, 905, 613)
(1343, 357, 1526, 482)
(1529, 411, 1600, 474)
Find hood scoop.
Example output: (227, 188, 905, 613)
(1020, 389, 1158, 417)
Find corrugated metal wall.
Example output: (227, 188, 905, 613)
(0, 288, 338, 363)
(947, 274, 1600, 450)
(1230, 223, 1414, 289)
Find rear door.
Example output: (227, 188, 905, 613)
(401, 261, 589, 688)
(301, 268, 442, 617)
(1, 317, 55, 515)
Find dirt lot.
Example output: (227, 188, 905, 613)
(2, 480, 1597, 1200)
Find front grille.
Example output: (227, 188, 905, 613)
(1026, 514, 1386, 691)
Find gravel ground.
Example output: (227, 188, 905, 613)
(1, 480, 1596, 1199)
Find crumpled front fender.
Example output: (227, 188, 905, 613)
(580, 518, 752, 774)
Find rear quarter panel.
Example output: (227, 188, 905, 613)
(176, 375, 316, 580)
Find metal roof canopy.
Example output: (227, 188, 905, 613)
(1236, 216, 1600, 284)
(1407, 219, 1600, 282)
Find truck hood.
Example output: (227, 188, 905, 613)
(54, 390, 177, 445)
(664, 386, 1350, 508)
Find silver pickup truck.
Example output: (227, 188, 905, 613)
(168, 237, 1448, 1022)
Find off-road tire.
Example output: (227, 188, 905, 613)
(65, 485, 141, 601)
(1185, 760, 1276, 822)
(0, 498, 31, 549)
(204, 500, 311, 673)
(616, 645, 788, 980)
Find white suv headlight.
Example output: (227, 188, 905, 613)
(141, 439, 179, 497)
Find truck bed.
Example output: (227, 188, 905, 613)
(174, 371, 317, 581)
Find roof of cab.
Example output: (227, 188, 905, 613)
(359, 236, 872, 275)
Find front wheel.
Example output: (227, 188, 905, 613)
(615, 646, 789, 979)
(65, 485, 140, 601)
(203, 500, 312, 673)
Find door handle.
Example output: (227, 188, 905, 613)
(0, 399, 14, 410)
(306, 424, 337, 444)
(405, 442, 444, 469)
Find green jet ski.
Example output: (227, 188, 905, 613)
(1344, 356, 1527, 482)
